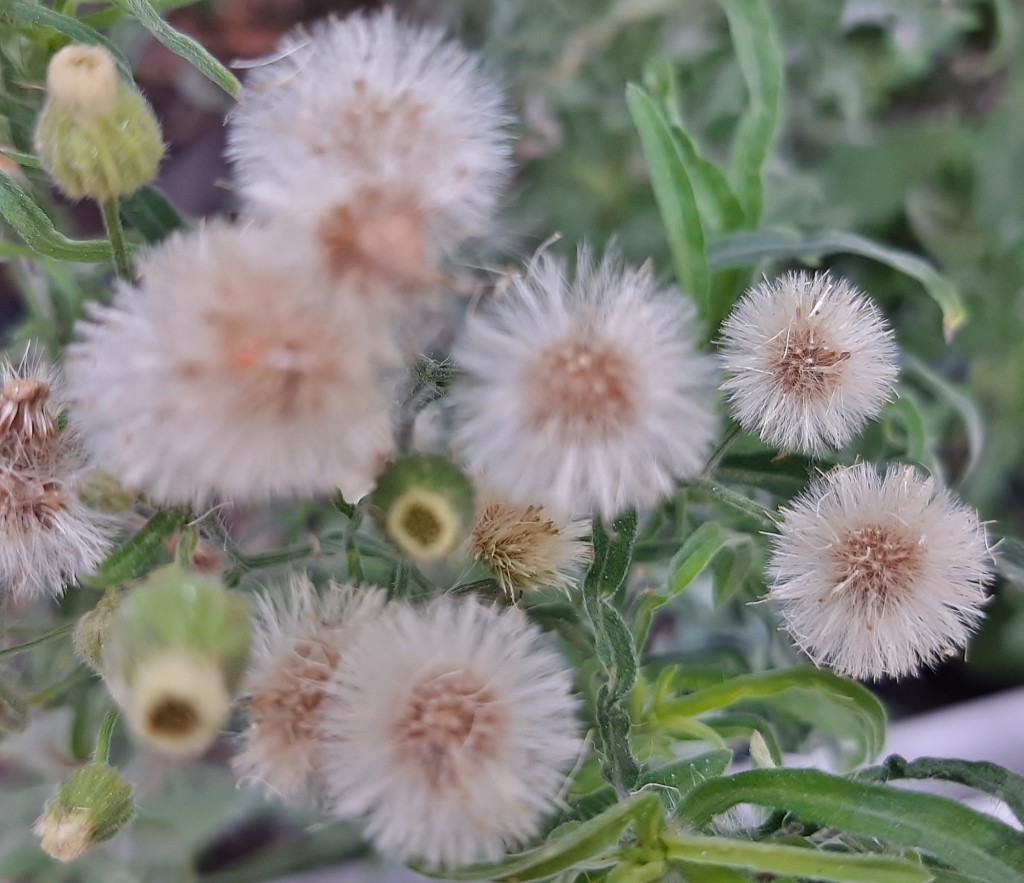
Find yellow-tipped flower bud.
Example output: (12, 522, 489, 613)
(371, 454, 475, 562)
(34, 45, 164, 200)
(102, 565, 250, 757)
(34, 763, 134, 863)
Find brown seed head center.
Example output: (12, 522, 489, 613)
(473, 502, 561, 595)
(391, 670, 506, 790)
(525, 336, 636, 438)
(0, 378, 55, 445)
(830, 523, 924, 610)
(769, 322, 850, 401)
(250, 635, 340, 744)
(149, 696, 201, 736)
(319, 197, 433, 289)
(0, 474, 68, 529)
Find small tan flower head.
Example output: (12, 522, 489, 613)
(471, 492, 591, 598)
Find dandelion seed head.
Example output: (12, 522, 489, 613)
(319, 597, 582, 868)
(452, 248, 717, 519)
(719, 271, 898, 454)
(65, 221, 397, 505)
(228, 11, 512, 256)
(233, 577, 386, 801)
(768, 463, 993, 679)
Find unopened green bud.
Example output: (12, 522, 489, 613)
(34, 45, 164, 200)
(103, 566, 249, 756)
(34, 762, 134, 863)
(73, 588, 127, 673)
(371, 454, 475, 562)
(76, 469, 137, 513)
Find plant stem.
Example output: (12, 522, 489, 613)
(702, 422, 743, 475)
(93, 706, 119, 764)
(0, 623, 74, 658)
(99, 199, 132, 281)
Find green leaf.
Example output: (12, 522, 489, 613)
(707, 228, 968, 340)
(680, 478, 776, 528)
(653, 668, 886, 766)
(643, 58, 746, 234)
(626, 84, 710, 314)
(420, 793, 660, 881)
(855, 755, 1024, 827)
(633, 523, 752, 647)
(718, 0, 782, 224)
(4, 0, 133, 80)
(110, 0, 241, 98)
(88, 508, 192, 589)
(0, 172, 114, 262)
(665, 834, 931, 883)
(714, 451, 817, 498)
(679, 768, 1024, 883)
(571, 750, 733, 821)
(902, 353, 985, 485)
(120, 185, 184, 243)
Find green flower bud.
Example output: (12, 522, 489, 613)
(33, 45, 164, 200)
(76, 469, 137, 513)
(34, 763, 134, 863)
(73, 588, 127, 673)
(102, 566, 249, 756)
(371, 454, 475, 562)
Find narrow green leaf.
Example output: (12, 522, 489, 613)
(571, 751, 734, 821)
(4, 0, 133, 80)
(903, 353, 985, 484)
(707, 228, 968, 340)
(643, 57, 745, 233)
(679, 768, 1024, 883)
(680, 478, 776, 528)
(633, 523, 751, 647)
(0, 147, 41, 169)
(654, 668, 886, 765)
(718, 0, 782, 224)
(665, 834, 931, 883)
(626, 84, 710, 313)
(421, 793, 660, 881)
(120, 185, 184, 243)
(0, 172, 114, 262)
(110, 0, 241, 98)
(855, 755, 1024, 827)
(89, 508, 192, 589)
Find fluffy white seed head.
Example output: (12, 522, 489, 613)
(768, 463, 993, 680)
(0, 359, 113, 601)
(227, 10, 512, 261)
(719, 272, 899, 455)
(233, 576, 386, 801)
(65, 221, 397, 505)
(470, 491, 591, 598)
(319, 597, 582, 868)
(451, 249, 718, 519)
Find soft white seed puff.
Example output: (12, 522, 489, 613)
(233, 576, 386, 801)
(0, 359, 113, 601)
(65, 221, 396, 505)
(768, 463, 993, 680)
(227, 10, 512, 263)
(719, 271, 898, 455)
(451, 249, 718, 520)
(319, 597, 581, 869)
